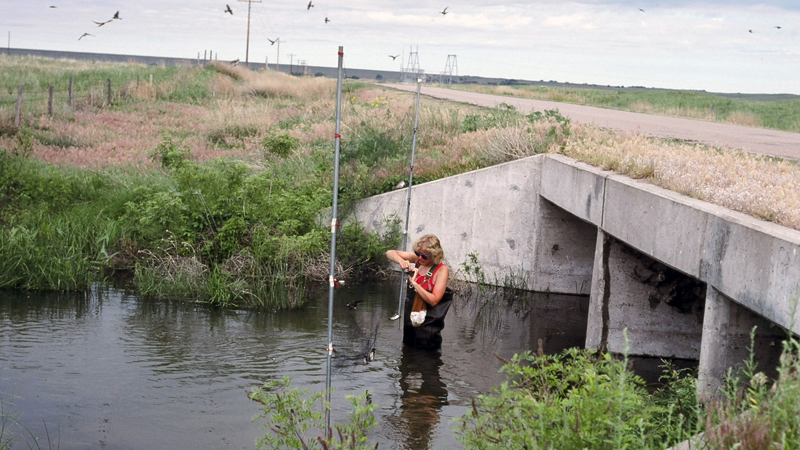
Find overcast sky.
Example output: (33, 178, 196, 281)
(5, 0, 799, 94)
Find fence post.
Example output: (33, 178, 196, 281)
(69, 77, 74, 110)
(125, 80, 130, 99)
(150, 74, 153, 86)
(106, 78, 112, 106)
(14, 84, 23, 127)
(91, 86, 94, 107)
(137, 75, 140, 87)
(48, 84, 54, 115)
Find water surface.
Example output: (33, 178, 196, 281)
(0, 279, 589, 449)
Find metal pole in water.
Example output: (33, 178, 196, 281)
(325, 45, 344, 434)
(391, 76, 423, 321)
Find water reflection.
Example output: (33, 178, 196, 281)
(394, 347, 449, 450)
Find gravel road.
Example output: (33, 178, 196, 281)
(385, 84, 800, 161)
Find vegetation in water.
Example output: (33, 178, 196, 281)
(248, 377, 378, 450)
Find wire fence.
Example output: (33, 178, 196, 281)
(0, 76, 158, 126)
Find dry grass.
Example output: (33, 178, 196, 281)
(563, 126, 800, 230)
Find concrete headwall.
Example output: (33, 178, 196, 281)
(347, 153, 800, 393)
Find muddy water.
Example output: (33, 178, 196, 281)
(0, 280, 589, 450)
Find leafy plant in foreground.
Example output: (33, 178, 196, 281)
(456, 339, 700, 450)
(249, 376, 378, 450)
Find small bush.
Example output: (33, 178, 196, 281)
(150, 136, 191, 169)
(262, 132, 300, 157)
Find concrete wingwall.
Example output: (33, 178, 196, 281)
(347, 153, 800, 390)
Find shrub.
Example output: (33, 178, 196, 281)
(262, 132, 300, 157)
(150, 136, 191, 169)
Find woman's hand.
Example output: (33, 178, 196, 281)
(408, 267, 419, 286)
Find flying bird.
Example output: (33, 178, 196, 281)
(268, 38, 278, 45)
(325, 17, 330, 23)
(49, 5, 57, 8)
(748, 29, 753, 33)
(112, 11, 121, 20)
(440, 6, 448, 15)
(389, 54, 399, 60)
(230, 59, 239, 66)
(78, 33, 93, 40)
(93, 20, 111, 26)
(346, 300, 362, 310)
(224, 4, 233, 14)
(775, 26, 782, 29)
(307, 1, 314, 10)
(639, 8, 644, 12)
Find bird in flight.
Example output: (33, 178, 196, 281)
(78, 33, 93, 40)
(775, 25, 782, 29)
(268, 38, 278, 45)
(49, 5, 57, 8)
(307, 1, 314, 10)
(112, 11, 121, 20)
(389, 54, 399, 60)
(93, 20, 111, 27)
(639, 8, 644, 12)
(224, 4, 233, 14)
(440, 6, 448, 15)
(230, 59, 240, 66)
(748, 29, 753, 33)
(325, 17, 330, 23)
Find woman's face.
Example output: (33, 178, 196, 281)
(415, 248, 432, 266)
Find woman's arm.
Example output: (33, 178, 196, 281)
(409, 265, 449, 307)
(385, 249, 419, 271)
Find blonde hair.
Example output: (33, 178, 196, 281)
(413, 234, 445, 265)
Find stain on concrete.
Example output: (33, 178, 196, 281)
(465, 180, 473, 187)
(510, 184, 519, 191)
(506, 238, 516, 249)
(416, 224, 425, 233)
(461, 232, 468, 241)
(585, 194, 592, 219)
(551, 244, 560, 255)
(629, 247, 707, 317)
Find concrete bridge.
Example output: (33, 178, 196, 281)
(347, 154, 800, 396)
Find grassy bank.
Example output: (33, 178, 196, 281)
(442, 83, 800, 132)
(1, 53, 799, 306)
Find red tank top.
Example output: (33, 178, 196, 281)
(414, 263, 444, 292)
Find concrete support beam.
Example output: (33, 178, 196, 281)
(698, 287, 787, 398)
(532, 197, 596, 294)
(587, 234, 705, 358)
(540, 154, 607, 226)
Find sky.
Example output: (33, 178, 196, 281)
(4, 0, 800, 94)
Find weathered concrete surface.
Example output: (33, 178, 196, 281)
(542, 156, 800, 336)
(385, 84, 800, 161)
(347, 156, 543, 287)
(586, 235, 706, 358)
(698, 288, 786, 397)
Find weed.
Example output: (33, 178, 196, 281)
(262, 132, 300, 157)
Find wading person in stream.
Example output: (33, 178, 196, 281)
(386, 234, 453, 349)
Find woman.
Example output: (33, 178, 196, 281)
(386, 234, 452, 348)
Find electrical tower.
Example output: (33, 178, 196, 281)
(401, 46, 421, 83)
(443, 55, 458, 84)
(238, 0, 262, 69)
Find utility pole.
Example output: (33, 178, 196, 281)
(238, 0, 262, 69)
(288, 53, 295, 75)
(7, 32, 10, 56)
(275, 38, 283, 73)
